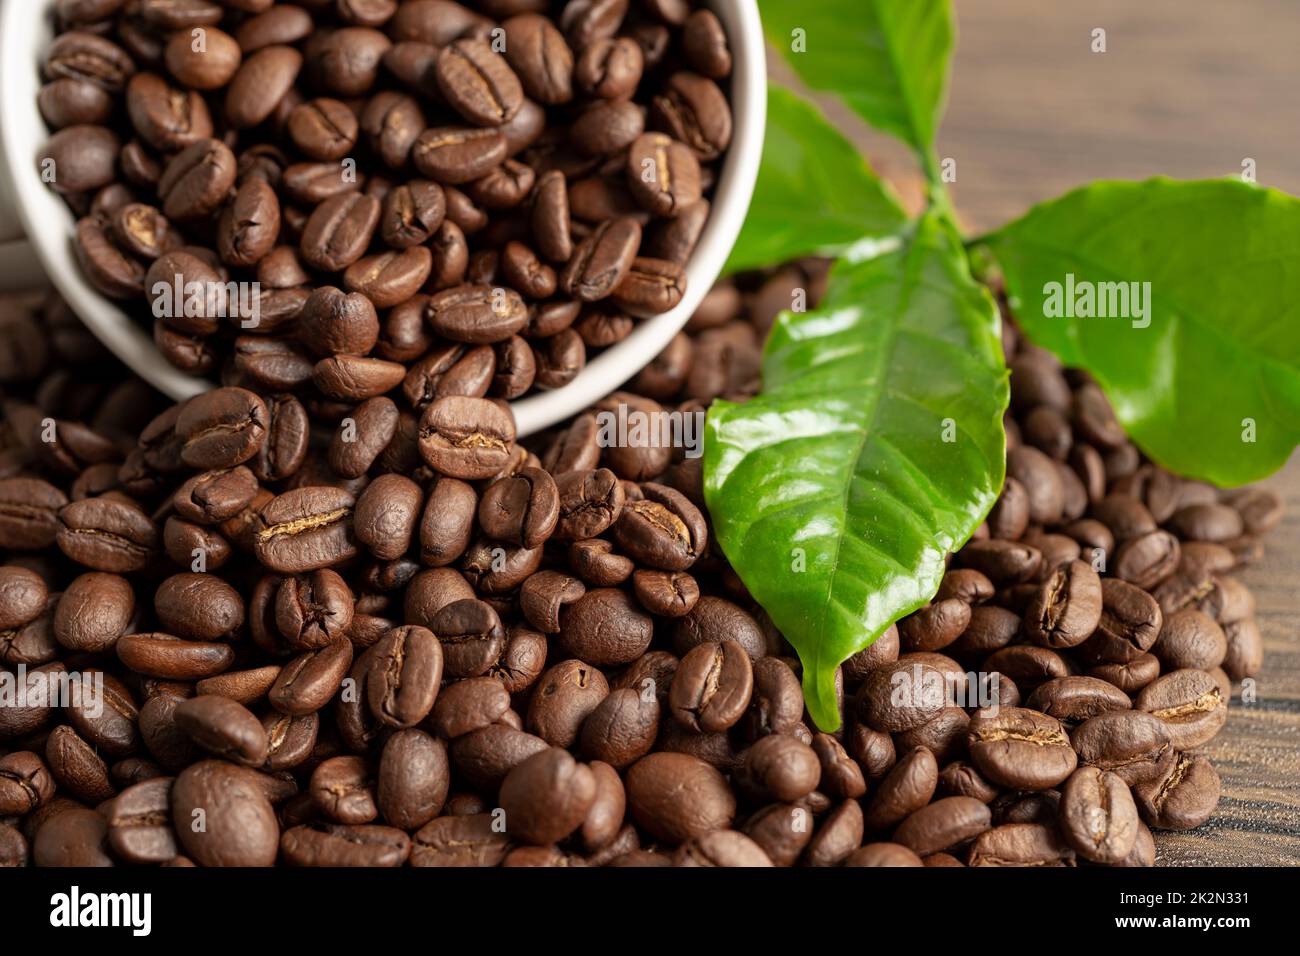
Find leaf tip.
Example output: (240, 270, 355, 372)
(802, 665, 843, 734)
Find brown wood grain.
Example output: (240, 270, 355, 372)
(778, 0, 1300, 864)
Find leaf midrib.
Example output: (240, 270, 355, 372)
(871, 1, 924, 150)
(809, 238, 924, 673)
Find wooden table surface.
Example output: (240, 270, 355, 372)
(780, 0, 1300, 865)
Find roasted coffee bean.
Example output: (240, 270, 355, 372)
(226, 45, 302, 129)
(500, 747, 596, 845)
(558, 587, 653, 665)
(174, 695, 268, 767)
(626, 752, 734, 844)
(578, 686, 659, 769)
(844, 842, 924, 867)
(260, 710, 315, 772)
(45, 574, 127, 654)
(0, 566, 48, 632)
(527, 658, 609, 748)
(0, 478, 70, 549)
(1071, 711, 1174, 786)
(631, 569, 698, 617)
(673, 595, 766, 661)
(517, 570, 584, 634)
(300, 193, 382, 273)
(1222, 617, 1263, 681)
(1060, 766, 1139, 863)
(1114, 529, 1180, 590)
(894, 796, 991, 857)
(856, 661, 947, 733)
(177, 388, 268, 470)
(574, 35, 643, 99)
(1168, 503, 1244, 542)
(1025, 676, 1131, 726)
(310, 351, 403, 403)
(410, 813, 509, 867)
(502, 13, 573, 104)
(554, 468, 624, 541)
(449, 724, 549, 793)
(959, 538, 1042, 584)
(1227, 487, 1284, 535)
(1086, 578, 1163, 663)
(967, 822, 1076, 867)
(436, 38, 524, 127)
(1153, 609, 1227, 672)
(377, 729, 449, 830)
(172, 760, 279, 866)
(1133, 752, 1220, 830)
(967, 707, 1077, 791)
(425, 283, 528, 344)
(432, 598, 505, 679)
(154, 572, 244, 641)
(273, 570, 354, 650)
(0, 751, 57, 816)
(57, 496, 157, 572)
(157, 139, 237, 221)
(478, 467, 559, 547)
(107, 777, 177, 865)
(269, 639, 353, 717)
(1135, 668, 1227, 749)
(354, 475, 422, 561)
(345, 249, 434, 309)
(287, 98, 358, 161)
(626, 132, 701, 218)
(381, 179, 446, 249)
(418, 478, 478, 567)
(735, 734, 820, 803)
(126, 73, 213, 152)
(938, 761, 1000, 804)
(683, 9, 731, 78)
(255, 487, 357, 573)
(310, 756, 378, 825)
(418, 396, 516, 479)
(1087, 653, 1162, 694)
(32, 808, 114, 867)
(42, 124, 121, 195)
(561, 217, 641, 301)
(1022, 559, 1102, 648)
(611, 483, 705, 571)
(899, 598, 971, 652)
(172, 466, 258, 524)
(365, 625, 443, 728)
(668, 640, 753, 734)
(280, 823, 410, 867)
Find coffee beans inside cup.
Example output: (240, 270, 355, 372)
(37, 0, 736, 399)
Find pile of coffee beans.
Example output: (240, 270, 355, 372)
(0, 250, 1282, 867)
(37, 0, 734, 397)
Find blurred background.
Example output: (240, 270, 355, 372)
(775, 0, 1300, 864)
(792, 0, 1300, 232)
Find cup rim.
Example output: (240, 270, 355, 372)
(0, 0, 766, 437)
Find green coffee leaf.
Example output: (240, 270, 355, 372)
(726, 86, 908, 273)
(983, 177, 1300, 486)
(760, 0, 954, 160)
(705, 214, 1009, 731)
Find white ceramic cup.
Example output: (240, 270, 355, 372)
(0, 0, 766, 435)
